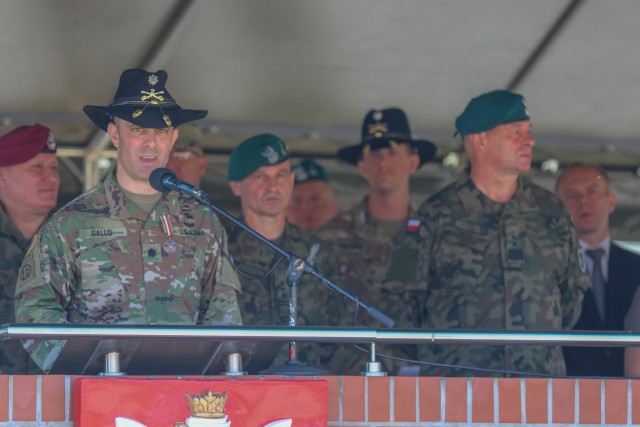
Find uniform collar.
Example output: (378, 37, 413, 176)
(103, 167, 178, 221)
(457, 170, 540, 213)
(350, 196, 416, 241)
(579, 236, 611, 256)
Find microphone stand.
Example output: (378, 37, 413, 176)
(195, 192, 396, 375)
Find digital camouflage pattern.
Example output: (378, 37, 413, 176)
(14, 169, 242, 373)
(0, 205, 40, 374)
(386, 171, 590, 376)
(225, 219, 345, 371)
(318, 197, 424, 375)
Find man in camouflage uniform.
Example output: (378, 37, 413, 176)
(14, 69, 242, 373)
(387, 90, 590, 376)
(286, 159, 339, 232)
(226, 133, 343, 372)
(0, 124, 59, 374)
(318, 108, 436, 375)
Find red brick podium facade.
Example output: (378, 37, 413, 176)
(1, 375, 639, 426)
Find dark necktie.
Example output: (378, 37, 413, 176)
(585, 248, 606, 322)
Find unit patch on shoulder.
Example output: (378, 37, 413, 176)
(16, 252, 36, 293)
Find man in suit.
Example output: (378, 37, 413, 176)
(556, 162, 640, 376)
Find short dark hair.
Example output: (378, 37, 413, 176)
(555, 162, 610, 193)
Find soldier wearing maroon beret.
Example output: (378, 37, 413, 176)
(0, 124, 59, 374)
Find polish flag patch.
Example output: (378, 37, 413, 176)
(405, 218, 421, 233)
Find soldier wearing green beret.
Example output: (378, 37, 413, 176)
(387, 90, 590, 376)
(14, 69, 243, 373)
(286, 159, 339, 232)
(226, 133, 345, 371)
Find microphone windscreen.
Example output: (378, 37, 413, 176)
(149, 168, 174, 192)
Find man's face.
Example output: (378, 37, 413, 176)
(557, 166, 615, 240)
(357, 144, 419, 195)
(482, 120, 535, 174)
(107, 119, 178, 192)
(287, 180, 338, 232)
(166, 148, 207, 188)
(230, 161, 294, 218)
(0, 152, 59, 216)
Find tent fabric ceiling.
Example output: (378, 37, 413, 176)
(2, 0, 640, 225)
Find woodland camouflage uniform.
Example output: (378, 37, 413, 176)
(226, 218, 344, 371)
(318, 198, 424, 375)
(386, 171, 590, 376)
(0, 205, 40, 374)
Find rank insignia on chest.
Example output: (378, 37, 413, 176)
(405, 218, 421, 233)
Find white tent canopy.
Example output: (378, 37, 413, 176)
(2, 0, 640, 234)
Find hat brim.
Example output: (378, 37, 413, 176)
(83, 105, 208, 132)
(337, 138, 436, 167)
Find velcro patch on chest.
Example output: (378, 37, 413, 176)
(80, 228, 127, 240)
(174, 227, 209, 238)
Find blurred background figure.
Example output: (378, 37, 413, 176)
(556, 162, 640, 377)
(0, 124, 59, 374)
(286, 158, 339, 232)
(166, 124, 208, 187)
(556, 163, 640, 377)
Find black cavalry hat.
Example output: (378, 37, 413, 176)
(337, 107, 436, 167)
(83, 68, 207, 132)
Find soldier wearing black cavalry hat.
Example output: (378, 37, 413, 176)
(14, 69, 243, 373)
(318, 107, 436, 375)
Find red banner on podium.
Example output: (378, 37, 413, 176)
(75, 378, 327, 427)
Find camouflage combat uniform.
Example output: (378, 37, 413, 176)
(0, 205, 40, 374)
(226, 219, 344, 371)
(14, 169, 242, 373)
(387, 171, 590, 376)
(318, 197, 425, 375)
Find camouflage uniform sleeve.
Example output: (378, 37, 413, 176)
(200, 222, 243, 326)
(560, 222, 590, 329)
(14, 222, 74, 373)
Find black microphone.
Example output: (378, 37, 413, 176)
(149, 168, 207, 201)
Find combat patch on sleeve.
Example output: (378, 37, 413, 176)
(16, 253, 36, 294)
